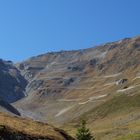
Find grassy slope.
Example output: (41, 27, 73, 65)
(0, 112, 74, 140)
(89, 93, 140, 140)
(85, 93, 140, 119)
(63, 91, 140, 140)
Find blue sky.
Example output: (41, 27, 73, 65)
(0, 0, 140, 62)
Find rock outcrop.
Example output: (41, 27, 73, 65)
(0, 99, 20, 116)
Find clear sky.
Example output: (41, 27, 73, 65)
(0, 0, 140, 62)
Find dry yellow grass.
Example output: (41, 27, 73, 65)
(0, 112, 74, 140)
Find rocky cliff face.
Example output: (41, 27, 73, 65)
(0, 59, 27, 103)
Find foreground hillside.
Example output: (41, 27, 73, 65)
(0, 112, 74, 140)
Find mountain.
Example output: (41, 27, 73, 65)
(12, 35, 140, 139)
(0, 112, 74, 140)
(0, 35, 140, 139)
(0, 59, 27, 103)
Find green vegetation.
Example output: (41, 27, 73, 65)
(70, 92, 140, 140)
(82, 92, 140, 121)
(76, 120, 95, 140)
(116, 133, 140, 140)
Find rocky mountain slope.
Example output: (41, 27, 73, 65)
(0, 60, 74, 139)
(13, 35, 140, 140)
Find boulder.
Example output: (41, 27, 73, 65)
(116, 79, 128, 85)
